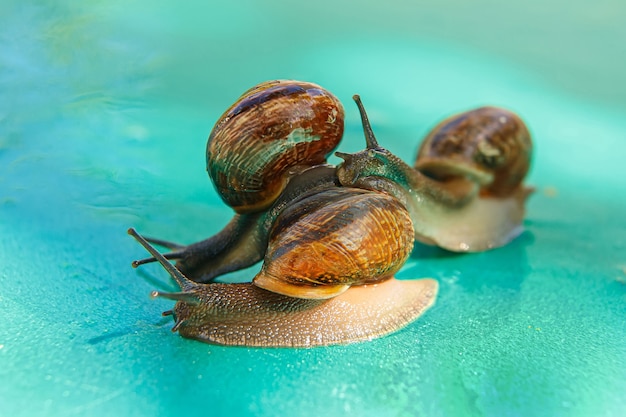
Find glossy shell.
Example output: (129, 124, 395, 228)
(207, 80, 345, 213)
(253, 188, 415, 299)
(415, 106, 532, 196)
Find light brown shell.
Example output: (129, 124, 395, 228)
(206, 80, 345, 213)
(415, 106, 532, 197)
(252, 188, 415, 299)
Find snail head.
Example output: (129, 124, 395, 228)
(335, 95, 413, 191)
(128, 228, 203, 333)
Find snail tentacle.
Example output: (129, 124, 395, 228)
(132, 251, 184, 268)
(352, 94, 381, 149)
(130, 236, 187, 266)
(129, 214, 267, 283)
(128, 228, 196, 291)
(150, 290, 201, 305)
(141, 236, 185, 250)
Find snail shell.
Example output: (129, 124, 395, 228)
(415, 106, 532, 197)
(253, 187, 415, 299)
(207, 80, 345, 214)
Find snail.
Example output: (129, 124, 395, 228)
(336, 97, 533, 252)
(129, 80, 532, 347)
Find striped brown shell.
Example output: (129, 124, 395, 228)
(253, 187, 415, 299)
(415, 106, 532, 197)
(207, 80, 345, 214)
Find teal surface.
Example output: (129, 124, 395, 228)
(1, 1, 625, 416)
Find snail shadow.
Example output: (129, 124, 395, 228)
(409, 242, 465, 260)
(407, 230, 535, 295)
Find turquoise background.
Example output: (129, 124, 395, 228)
(1, 1, 625, 416)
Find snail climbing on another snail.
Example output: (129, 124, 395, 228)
(129, 79, 532, 347)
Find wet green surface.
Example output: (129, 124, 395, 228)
(1, 1, 625, 416)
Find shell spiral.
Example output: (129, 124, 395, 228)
(252, 187, 415, 299)
(415, 106, 532, 196)
(207, 80, 345, 213)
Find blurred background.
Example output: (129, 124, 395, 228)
(1, 1, 625, 417)
(3, 0, 626, 205)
